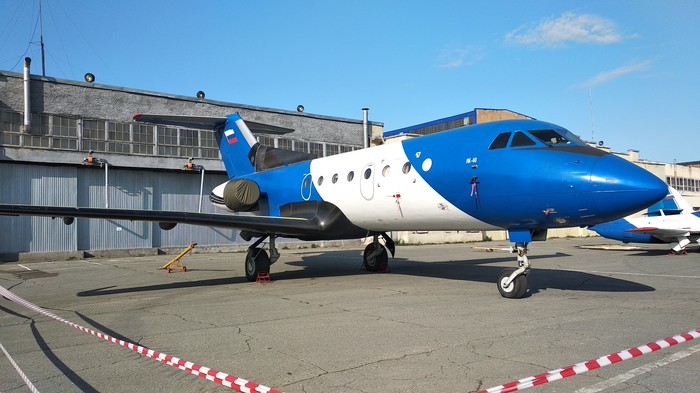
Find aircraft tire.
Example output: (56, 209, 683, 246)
(245, 247, 270, 281)
(363, 243, 388, 272)
(497, 268, 527, 299)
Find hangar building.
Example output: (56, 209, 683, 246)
(0, 63, 381, 260)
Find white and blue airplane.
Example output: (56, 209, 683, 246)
(589, 187, 700, 255)
(0, 113, 668, 298)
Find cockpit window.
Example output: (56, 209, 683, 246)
(489, 132, 511, 150)
(529, 130, 571, 146)
(510, 131, 536, 147)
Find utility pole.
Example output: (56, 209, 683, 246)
(39, 0, 46, 76)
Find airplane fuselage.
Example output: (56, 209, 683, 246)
(211, 119, 666, 237)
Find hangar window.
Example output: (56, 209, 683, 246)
(199, 131, 218, 158)
(347, 171, 355, 182)
(0, 111, 21, 146)
(529, 130, 570, 146)
(24, 114, 50, 148)
(402, 162, 412, 174)
(82, 119, 106, 152)
(295, 140, 309, 154)
(257, 135, 275, 146)
(510, 131, 536, 147)
(179, 129, 199, 158)
(332, 173, 338, 183)
(309, 142, 323, 158)
(158, 127, 179, 156)
(108, 121, 130, 153)
(326, 144, 339, 156)
(133, 124, 154, 155)
(277, 138, 292, 151)
(489, 132, 511, 149)
(52, 116, 78, 150)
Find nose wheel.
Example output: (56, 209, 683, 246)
(498, 268, 527, 298)
(497, 243, 530, 299)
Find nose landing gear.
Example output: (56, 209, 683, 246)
(497, 242, 530, 299)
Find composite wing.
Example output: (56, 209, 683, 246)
(0, 204, 319, 239)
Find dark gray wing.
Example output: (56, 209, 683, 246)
(0, 202, 365, 241)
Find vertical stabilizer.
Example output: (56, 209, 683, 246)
(217, 114, 258, 179)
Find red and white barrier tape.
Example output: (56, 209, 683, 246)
(480, 328, 700, 393)
(1, 340, 41, 393)
(0, 285, 283, 393)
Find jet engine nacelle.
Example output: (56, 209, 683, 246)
(159, 222, 177, 230)
(223, 179, 260, 212)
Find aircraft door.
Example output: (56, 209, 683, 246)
(360, 163, 375, 200)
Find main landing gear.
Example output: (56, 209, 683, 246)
(497, 242, 530, 299)
(244, 234, 280, 281)
(362, 233, 396, 272)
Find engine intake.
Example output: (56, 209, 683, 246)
(223, 179, 260, 212)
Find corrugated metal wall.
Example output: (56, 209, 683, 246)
(0, 162, 241, 254)
(0, 163, 78, 253)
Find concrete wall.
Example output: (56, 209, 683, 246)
(0, 71, 375, 147)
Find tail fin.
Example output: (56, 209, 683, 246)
(217, 114, 259, 179)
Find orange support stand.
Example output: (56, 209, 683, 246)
(159, 242, 197, 273)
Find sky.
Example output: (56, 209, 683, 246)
(1, 0, 698, 163)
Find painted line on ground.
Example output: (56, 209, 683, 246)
(574, 343, 700, 393)
(17, 264, 32, 271)
(0, 285, 283, 393)
(568, 269, 700, 280)
(479, 328, 700, 393)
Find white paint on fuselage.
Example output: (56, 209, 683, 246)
(309, 142, 497, 232)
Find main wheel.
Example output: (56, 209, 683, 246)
(245, 247, 270, 281)
(363, 243, 388, 271)
(497, 268, 527, 299)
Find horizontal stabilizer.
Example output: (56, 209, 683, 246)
(133, 114, 294, 135)
(133, 114, 227, 130)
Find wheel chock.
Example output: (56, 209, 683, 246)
(256, 272, 271, 284)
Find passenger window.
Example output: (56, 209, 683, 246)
(510, 131, 536, 147)
(332, 173, 338, 183)
(402, 162, 411, 174)
(382, 165, 391, 177)
(364, 168, 372, 179)
(347, 171, 354, 181)
(489, 132, 511, 149)
(317, 176, 324, 186)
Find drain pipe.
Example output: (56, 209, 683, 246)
(23, 57, 31, 133)
(362, 108, 369, 148)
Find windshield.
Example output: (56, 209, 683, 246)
(529, 129, 585, 146)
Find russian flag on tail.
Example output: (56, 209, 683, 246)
(224, 129, 238, 144)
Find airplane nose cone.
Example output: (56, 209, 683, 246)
(590, 155, 667, 222)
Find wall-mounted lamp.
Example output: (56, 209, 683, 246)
(82, 150, 109, 207)
(183, 158, 206, 213)
(84, 73, 95, 83)
(83, 150, 107, 166)
(196, 91, 205, 99)
(297, 105, 305, 113)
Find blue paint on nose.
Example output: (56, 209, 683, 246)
(590, 155, 668, 223)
